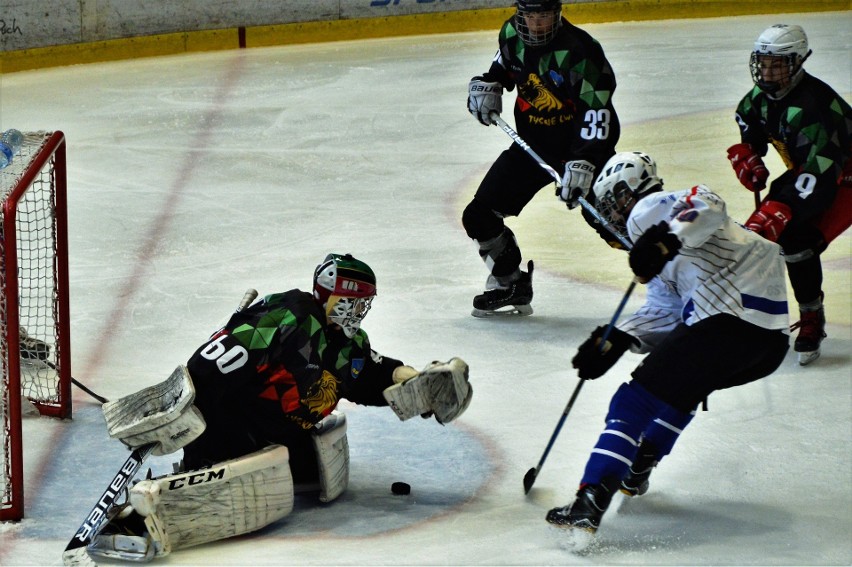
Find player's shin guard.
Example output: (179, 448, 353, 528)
(580, 382, 668, 487)
(621, 406, 695, 496)
(477, 227, 522, 285)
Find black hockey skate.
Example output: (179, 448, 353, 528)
(791, 302, 826, 366)
(471, 261, 534, 318)
(546, 478, 618, 532)
(620, 442, 658, 497)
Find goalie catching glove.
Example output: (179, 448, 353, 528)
(383, 358, 472, 424)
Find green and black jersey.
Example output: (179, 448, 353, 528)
(186, 289, 402, 445)
(484, 17, 620, 172)
(734, 73, 851, 222)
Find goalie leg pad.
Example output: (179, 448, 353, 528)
(129, 445, 294, 554)
(312, 410, 350, 503)
(383, 358, 472, 424)
(103, 366, 206, 456)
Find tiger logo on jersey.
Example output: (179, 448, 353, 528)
(303, 369, 339, 415)
(518, 73, 563, 113)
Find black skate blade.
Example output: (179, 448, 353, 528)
(471, 304, 533, 318)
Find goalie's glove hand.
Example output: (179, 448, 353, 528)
(558, 160, 595, 209)
(744, 200, 792, 242)
(572, 325, 638, 380)
(629, 221, 682, 283)
(727, 143, 769, 192)
(467, 76, 502, 126)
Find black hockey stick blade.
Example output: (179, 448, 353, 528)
(61, 443, 157, 566)
(523, 467, 538, 494)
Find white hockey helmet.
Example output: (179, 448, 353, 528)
(313, 253, 376, 338)
(749, 24, 811, 99)
(514, 0, 562, 47)
(592, 151, 663, 239)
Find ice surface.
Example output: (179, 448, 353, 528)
(0, 10, 849, 566)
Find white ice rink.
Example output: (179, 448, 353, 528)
(1, 9, 850, 566)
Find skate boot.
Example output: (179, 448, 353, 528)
(88, 502, 156, 562)
(620, 443, 658, 497)
(791, 295, 826, 366)
(545, 478, 618, 532)
(471, 261, 534, 318)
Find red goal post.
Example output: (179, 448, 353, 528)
(0, 131, 72, 521)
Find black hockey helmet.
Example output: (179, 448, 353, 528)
(514, 0, 562, 47)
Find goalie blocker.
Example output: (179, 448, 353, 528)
(383, 358, 472, 424)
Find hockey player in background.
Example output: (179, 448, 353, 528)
(86, 253, 472, 562)
(545, 152, 789, 539)
(463, 0, 620, 317)
(727, 24, 851, 365)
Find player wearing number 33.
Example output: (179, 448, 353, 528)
(463, 0, 621, 317)
(728, 24, 851, 365)
(545, 152, 790, 538)
(87, 253, 472, 563)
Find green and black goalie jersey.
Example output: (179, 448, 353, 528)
(186, 289, 403, 435)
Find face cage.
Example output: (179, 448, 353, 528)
(749, 52, 802, 98)
(597, 182, 635, 243)
(327, 295, 374, 338)
(514, 8, 561, 47)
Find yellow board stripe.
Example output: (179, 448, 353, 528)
(1, 1, 849, 73)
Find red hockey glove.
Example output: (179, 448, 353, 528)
(745, 200, 792, 242)
(727, 143, 769, 192)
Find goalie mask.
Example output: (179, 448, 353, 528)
(749, 24, 811, 100)
(514, 0, 562, 47)
(592, 152, 663, 242)
(313, 253, 376, 338)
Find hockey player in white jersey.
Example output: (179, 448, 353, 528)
(545, 152, 790, 536)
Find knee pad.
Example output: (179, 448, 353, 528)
(462, 198, 503, 241)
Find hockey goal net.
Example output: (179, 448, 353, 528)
(0, 131, 71, 521)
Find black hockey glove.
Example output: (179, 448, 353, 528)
(628, 221, 682, 283)
(572, 325, 639, 380)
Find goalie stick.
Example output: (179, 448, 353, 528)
(488, 111, 632, 250)
(61, 289, 259, 566)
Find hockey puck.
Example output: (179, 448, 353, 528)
(391, 482, 411, 495)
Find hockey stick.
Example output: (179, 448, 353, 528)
(488, 112, 633, 250)
(62, 443, 156, 566)
(523, 278, 637, 494)
(61, 288, 259, 566)
(39, 359, 109, 404)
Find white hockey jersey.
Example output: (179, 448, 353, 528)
(618, 185, 789, 352)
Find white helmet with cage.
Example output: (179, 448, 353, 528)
(514, 0, 562, 47)
(592, 152, 664, 241)
(749, 24, 811, 100)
